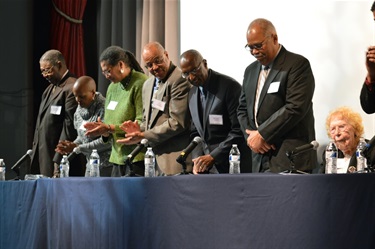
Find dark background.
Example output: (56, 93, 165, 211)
(0, 0, 99, 179)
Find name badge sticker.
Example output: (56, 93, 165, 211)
(209, 114, 223, 125)
(107, 101, 118, 110)
(267, 81, 280, 93)
(79, 121, 87, 132)
(152, 99, 166, 112)
(50, 105, 62, 115)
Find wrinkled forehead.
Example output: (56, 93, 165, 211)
(40, 60, 53, 68)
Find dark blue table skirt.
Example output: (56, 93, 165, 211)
(1, 173, 375, 249)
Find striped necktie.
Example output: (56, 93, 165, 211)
(254, 66, 269, 127)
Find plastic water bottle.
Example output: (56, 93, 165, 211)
(229, 144, 241, 174)
(89, 149, 100, 177)
(59, 155, 70, 178)
(0, 159, 5, 181)
(356, 137, 367, 173)
(325, 140, 337, 174)
(144, 147, 156, 177)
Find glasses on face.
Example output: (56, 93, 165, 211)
(181, 61, 202, 79)
(41, 66, 54, 76)
(144, 56, 164, 69)
(102, 67, 113, 77)
(245, 37, 269, 52)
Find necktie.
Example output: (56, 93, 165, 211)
(199, 86, 206, 123)
(199, 86, 206, 110)
(152, 79, 160, 100)
(254, 66, 269, 127)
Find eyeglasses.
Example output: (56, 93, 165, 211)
(41, 66, 54, 76)
(102, 67, 113, 77)
(245, 37, 269, 52)
(181, 61, 202, 79)
(144, 56, 164, 69)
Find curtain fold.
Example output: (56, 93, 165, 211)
(97, 0, 180, 95)
(51, 0, 87, 77)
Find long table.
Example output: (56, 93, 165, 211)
(1, 173, 375, 249)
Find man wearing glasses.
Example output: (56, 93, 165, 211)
(118, 42, 192, 176)
(238, 18, 317, 173)
(179, 49, 252, 174)
(29, 50, 83, 178)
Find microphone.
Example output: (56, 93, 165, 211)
(291, 141, 319, 155)
(126, 139, 148, 163)
(11, 149, 33, 172)
(67, 147, 81, 161)
(176, 137, 202, 164)
(362, 135, 375, 157)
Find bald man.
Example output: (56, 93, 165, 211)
(180, 49, 252, 174)
(56, 76, 112, 176)
(118, 42, 192, 175)
(238, 18, 316, 173)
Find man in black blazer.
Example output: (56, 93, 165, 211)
(238, 18, 317, 173)
(29, 50, 84, 177)
(360, 1, 375, 114)
(180, 49, 252, 174)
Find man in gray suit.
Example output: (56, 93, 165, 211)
(180, 49, 252, 174)
(118, 42, 192, 175)
(238, 18, 317, 173)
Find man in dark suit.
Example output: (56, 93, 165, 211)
(360, 2, 375, 114)
(180, 49, 252, 174)
(29, 50, 84, 177)
(238, 18, 317, 173)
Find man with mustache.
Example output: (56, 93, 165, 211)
(29, 50, 84, 177)
(238, 18, 317, 173)
(179, 49, 252, 174)
(118, 42, 192, 176)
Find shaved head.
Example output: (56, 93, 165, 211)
(73, 76, 96, 108)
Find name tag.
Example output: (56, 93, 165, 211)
(79, 121, 87, 132)
(50, 105, 62, 115)
(209, 114, 223, 125)
(152, 99, 166, 112)
(107, 101, 118, 110)
(267, 81, 280, 93)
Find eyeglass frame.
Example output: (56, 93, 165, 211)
(244, 36, 270, 52)
(101, 62, 119, 77)
(40, 65, 55, 76)
(181, 61, 202, 79)
(144, 56, 165, 69)
(102, 67, 113, 77)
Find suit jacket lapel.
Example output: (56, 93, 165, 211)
(144, 78, 154, 128)
(248, 64, 262, 121)
(150, 81, 165, 126)
(39, 84, 59, 117)
(257, 48, 286, 111)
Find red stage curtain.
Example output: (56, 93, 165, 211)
(50, 0, 87, 77)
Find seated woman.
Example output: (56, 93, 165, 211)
(321, 106, 375, 173)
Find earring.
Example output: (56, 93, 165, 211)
(121, 69, 124, 73)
